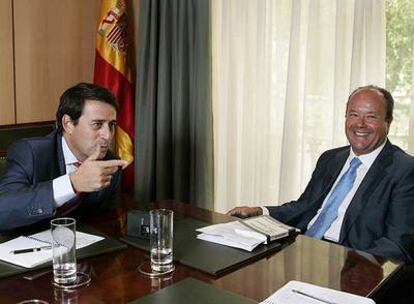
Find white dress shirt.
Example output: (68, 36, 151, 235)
(52, 137, 78, 207)
(262, 140, 387, 242)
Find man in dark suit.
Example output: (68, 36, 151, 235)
(0, 83, 127, 231)
(228, 85, 414, 262)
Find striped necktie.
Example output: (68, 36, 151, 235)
(305, 157, 362, 239)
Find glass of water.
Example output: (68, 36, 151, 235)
(51, 217, 77, 285)
(150, 209, 174, 273)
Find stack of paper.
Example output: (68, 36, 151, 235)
(260, 281, 375, 304)
(0, 230, 104, 268)
(196, 216, 298, 252)
(196, 221, 267, 251)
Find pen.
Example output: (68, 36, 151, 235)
(292, 289, 337, 304)
(10, 245, 52, 255)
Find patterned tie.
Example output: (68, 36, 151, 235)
(305, 157, 362, 239)
(57, 162, 83, 215)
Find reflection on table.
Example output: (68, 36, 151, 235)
(0, 199, 402, 303)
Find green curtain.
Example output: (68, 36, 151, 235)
(134, 0, 213, 210)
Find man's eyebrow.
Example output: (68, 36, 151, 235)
(348, 108, 380, 112)
(90, 119, 117, 123)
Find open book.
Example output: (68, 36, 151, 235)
(260, 280, 375, 304)
(0, 230, 104, 268)
(196, 215, 298, 251)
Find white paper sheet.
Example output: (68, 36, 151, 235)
(0, 230, 104, 268)
(260, 281, 375, 304)
(196, 221, 266, 251)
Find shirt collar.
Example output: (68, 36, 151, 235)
(61, 136, 79, 165)
(349, 138, 387, 170)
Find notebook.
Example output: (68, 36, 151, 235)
(196, 215, 298, 251)
(260, 281, 375, 304)
(0, 230, 104, 268)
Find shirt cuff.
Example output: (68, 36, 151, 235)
(53, 174, 76, 207)
(260, 206, 270, 215)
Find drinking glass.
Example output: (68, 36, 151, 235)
(149, 209, 174, 273)
(51, 217, 77, 285)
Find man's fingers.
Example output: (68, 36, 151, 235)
(226, 208, 244, 217)
(226, 206, 262, 218)
(226, 207, 245, 215)
(226, 208, 238, 216)
(120, 159, 131, 169)
(96, 159, 128, 169)
(73, 157, 126, 192)
(85, 145, 102, 162)
(101, 166, 120, 176)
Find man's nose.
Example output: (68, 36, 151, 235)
(100, 124, 112, 140)
(355, 117, 367, 127)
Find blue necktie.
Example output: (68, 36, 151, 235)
(305, 157, 362, 239)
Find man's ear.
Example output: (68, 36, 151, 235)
(386, 117, 393, 134)
(62, 114, 75, 134)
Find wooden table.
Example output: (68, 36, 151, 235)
(0, 200, 402, 303)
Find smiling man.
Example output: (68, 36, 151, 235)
(0, 83, 127, 230)
(228, 85, 414, 262)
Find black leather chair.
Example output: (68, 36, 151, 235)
(0, 156, 6, 177)
(0, 122, 55, 177)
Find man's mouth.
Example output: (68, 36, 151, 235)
(98, 142, 108, 149)
(97, 145, 109, 153)
(353, 130, 370, 137)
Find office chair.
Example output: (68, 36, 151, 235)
(0, 122, 55, 177)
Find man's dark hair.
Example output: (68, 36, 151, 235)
(56, 83, 119, 134)
(347, 85, 394, 122)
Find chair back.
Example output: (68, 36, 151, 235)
(0, 122, 55, 177)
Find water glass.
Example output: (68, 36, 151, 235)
(51, 217, 77, 285)
(150, 209, 174, 272)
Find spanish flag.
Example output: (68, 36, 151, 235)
(94, 0, 134, 191)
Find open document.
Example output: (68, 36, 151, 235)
(0, 230, 104, 268)
(196, 215, 298, 251)
(260, 281, 375, 304)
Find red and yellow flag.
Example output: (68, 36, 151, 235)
(94, 0, 134, 190)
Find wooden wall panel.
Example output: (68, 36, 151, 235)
(0, 0, 15, 125)
(14, 0, 101, 123)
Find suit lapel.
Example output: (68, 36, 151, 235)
(43, 131, 65, 179)
(328, 149, 350, 185)
(297, 148, 349, 227)
(56, 134, 66, 176)
(319, 148, 350, 201)
(339, 141, 394, 243)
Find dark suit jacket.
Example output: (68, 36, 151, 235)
(268, 140, 414, 262)
(0, 132, 121, 231)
